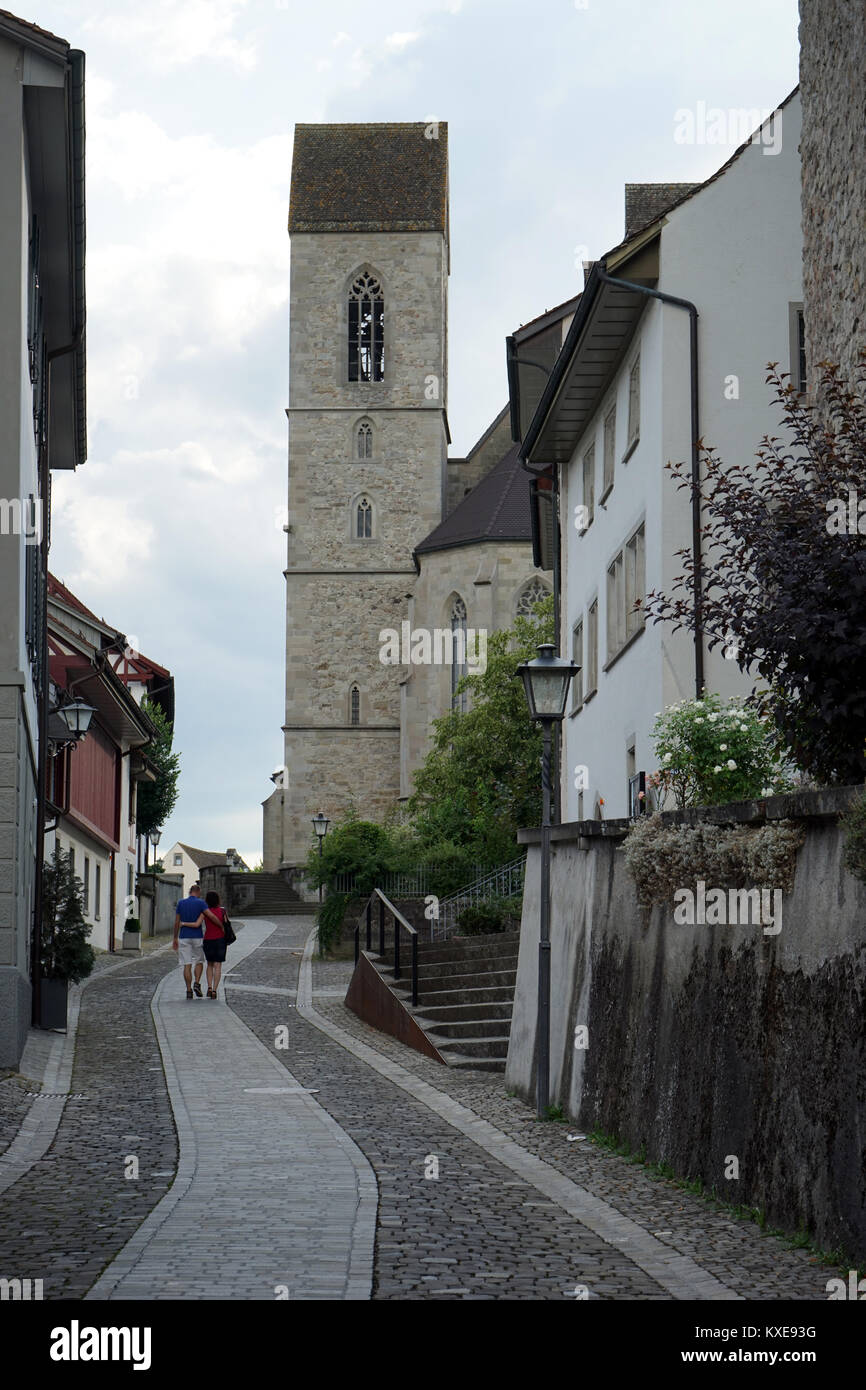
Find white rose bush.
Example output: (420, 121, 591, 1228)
(649, 693, 791, 809)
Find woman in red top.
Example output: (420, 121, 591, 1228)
(202, 890, 228, 999)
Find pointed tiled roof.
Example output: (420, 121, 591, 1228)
(415, 443, 531, 556)
(289, 123, 449, 234)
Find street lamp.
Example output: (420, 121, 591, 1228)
(149, 827, 161, 874)
(311, 812, 330, 903)
(515, 643, 580, 1118)
(57, 696, 96, 738)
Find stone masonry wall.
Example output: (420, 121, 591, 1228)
(799, 0, 866, 381)
(277, 228, 448, 865)
(508, 789, 866, 1258)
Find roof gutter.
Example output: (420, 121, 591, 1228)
(596, 267, 703, 699)
(46, 48, 86, 469)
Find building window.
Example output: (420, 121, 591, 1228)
(627, 355, 640, 452)
(356, 497, 372, 539)
(789, 303, 807, 394)
(571, 621, 583, 711)
(602, 404, 616, 497)
(582, 444, 595, 526)
(348, 272, 384, 383)
(625, 524, 645, 641)
(451, 596, 468, 712)
(173, 853, 182, 866)
(607, 523, 645, 662)
(587, 599, 598, 695)
(350, 684, 361, 726)
(516, 577, 550, 618)
(94, 863, 101, 920)
(69, 846, 75, 879)
(83, 857, 90, 915)
(127, 863, 134, 898)
(356, 421, 373, 459)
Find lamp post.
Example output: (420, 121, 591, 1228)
(516, 643, 580, 1118)
(149, 828, 161, 874)
(311, 813, 330, 902)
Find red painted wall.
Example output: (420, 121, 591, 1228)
(67, 721, 120, 848)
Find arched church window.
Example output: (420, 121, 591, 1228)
(356, 497, 372, 539)
(451, 595, 468, 713)
(357, 421, 373, 459)
(348, 272, 384, 383)
(350, 684, 361, 726)
(516, 577, 550, 618)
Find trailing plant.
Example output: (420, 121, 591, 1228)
(41, 849, 95, 983)
(840, 788, 866, 884)
(645, 354, 866, 785)
(315, 891, 352, 957)
(650, 694, 791, 809)
(622, 813, 805, 912)
(457, 894, 521, 935)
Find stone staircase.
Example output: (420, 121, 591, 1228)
(374, 931, 520, 1072)
(228, 872, 312, 917)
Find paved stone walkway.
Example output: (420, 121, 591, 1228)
(227, 916, 833, 1301)
(87, 920, 375, 1301)
(0, 913, 839, 1301)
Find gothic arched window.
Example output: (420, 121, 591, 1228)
(356, 421, 373, 459)
(516, 577, 550, 618)
(350, 684, 361, 726)
(348, 272, 384, 383)
(450, 595, 468, 712)
(356, 496, 372, 539)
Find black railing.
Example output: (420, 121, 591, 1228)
(354, 888, 418, 1007)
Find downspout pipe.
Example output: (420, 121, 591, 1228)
(595, 269, 703, 699)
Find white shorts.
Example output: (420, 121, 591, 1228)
(177, 937, 204, 967)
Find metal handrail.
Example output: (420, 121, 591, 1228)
(434, 854, 527, 940)
(353, 887, 418, 1007)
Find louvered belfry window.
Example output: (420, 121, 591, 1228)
(348, 273, 384, 382)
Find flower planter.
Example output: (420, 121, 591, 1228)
(40, 977, 68, 1031)
(121, 930, 142, 952)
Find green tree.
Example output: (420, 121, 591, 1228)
(41, 849, 95, 983)
(408, 595, 554, 865)
(136, 697, 180, 839)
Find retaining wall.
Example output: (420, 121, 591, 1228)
(506, 788, 866, 1257)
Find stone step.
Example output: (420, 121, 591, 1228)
(416, 1000, 514, 1023)
(398, 983, 517, 1007)
(381, 956, 518, 985)
(415, 933, 521, 964)
(441, 1054, 508, 1073)
(435, 1035, 511, 1059)
(422, 1017, 512, 1040)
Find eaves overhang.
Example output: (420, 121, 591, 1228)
(520, 240, 659, 468)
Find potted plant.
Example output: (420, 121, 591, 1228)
(40, 848, 95, 1030)
(122, 915, 142, 952)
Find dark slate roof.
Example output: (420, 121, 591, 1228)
(289, 123, 449, 234)
(624, 183, 701, 239)
(415, 444, 531, 556)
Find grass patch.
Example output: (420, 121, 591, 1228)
(586, 1127, 861, 1275)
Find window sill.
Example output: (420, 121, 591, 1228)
(570, 687, 597, 718)
(621, 436, 639, 465)
(603, 624, 645, 674)
(598, 482, 614, 507)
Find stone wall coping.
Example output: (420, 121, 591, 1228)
(517, 784, 864, 845)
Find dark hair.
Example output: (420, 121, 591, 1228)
(206, 891, 220, 908)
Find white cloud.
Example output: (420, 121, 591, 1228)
(332, 30, 351, 46)
(86, 0, 257, 71)
(384, 31, 421, 52)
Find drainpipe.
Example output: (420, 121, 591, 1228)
(32, 49, 87, 1026)
(596, 269, 703, 699)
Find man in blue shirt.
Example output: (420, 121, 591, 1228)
(173, 882, 208, 998)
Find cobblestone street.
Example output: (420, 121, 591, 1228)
(0, 917, 838, 1301)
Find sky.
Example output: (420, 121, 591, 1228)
(37, 0, 801, 866)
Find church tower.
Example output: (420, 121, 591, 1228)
(263, 123, 450, 869)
